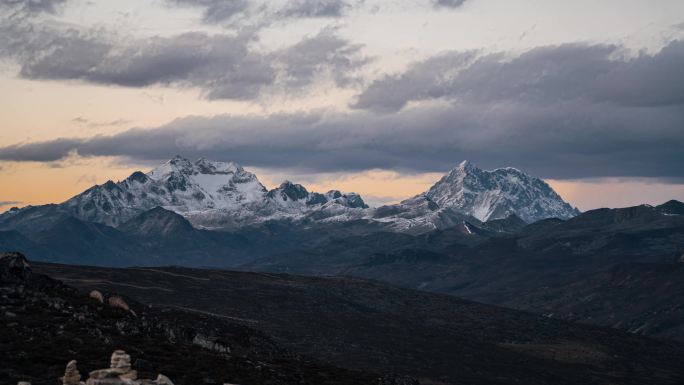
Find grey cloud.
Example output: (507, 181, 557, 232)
(274, 29, 369, 89)
(352, 50, 478, 112)
(16, 30, 273, 99)
(353, 41, 684, 112)
(0, 138, 84, 162)
(167, 0, 249, 23)
(0, 201, 22, 206)
(280, 0, 355, 18)
(73, 117, 132, 128)
(0, 17, 368, 100)
(1, 0, 67, 15)
(0, 99, 682, 180)
(433, 0, 467, 9)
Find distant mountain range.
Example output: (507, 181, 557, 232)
(1, 156, 683, 342)
(0, 156, 578, 234)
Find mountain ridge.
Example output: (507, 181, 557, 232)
(0, 156, 580, 234)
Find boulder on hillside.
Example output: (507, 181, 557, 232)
(0, 252, 31, 283)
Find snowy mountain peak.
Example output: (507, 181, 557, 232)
(148, 156, 247, 180)
(457, 160, 476, 172)
(194, 157, 244, 175)
(59, 156, 270, 227)
(423, 161, 579, 223)
(54, 156, 370, 229)
(268, 181, 310, 202)
(126, 171, 149, 184)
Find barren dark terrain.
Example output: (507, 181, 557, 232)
(0, 253, 388, 385)
(35, 261, 684, 385)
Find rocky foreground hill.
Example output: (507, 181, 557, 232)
(31, 256, 684, 385)
(0, 252, 401, 385)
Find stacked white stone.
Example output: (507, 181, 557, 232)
(83, 350, 172, 385)
(62, 360, 82, 385)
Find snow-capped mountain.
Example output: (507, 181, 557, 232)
(422, 161, 579, 223)
(60, 156, 368, 229)
(0, 157, 578, 236)
(370, 161, 579, 232)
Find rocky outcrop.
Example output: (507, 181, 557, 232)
(0, 252, 31, 283)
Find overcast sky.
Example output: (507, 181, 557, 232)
(1, 0, 683, 210)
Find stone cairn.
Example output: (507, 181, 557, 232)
(62, 360, 84, 385)
(54, 350, 175, 385)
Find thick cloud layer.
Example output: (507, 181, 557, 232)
(1, 4, 683, 182)
(353, 41, 684, 111)
(0, 99, 682, 179)
(0, 17, 367, 100)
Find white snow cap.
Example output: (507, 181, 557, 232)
(424, 160, 580, 222)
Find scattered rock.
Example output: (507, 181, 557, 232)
(108, 296, 131, 312)
(89, 290, 104, 303)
